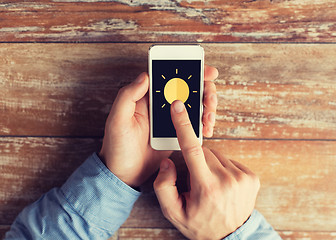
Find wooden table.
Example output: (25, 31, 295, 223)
(0, 1, 335, 239)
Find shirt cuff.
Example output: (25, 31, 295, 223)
(60, 152, 141, 231)
(223, 209, 280, 240)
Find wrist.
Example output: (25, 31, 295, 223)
(222, 210, 256, 240)
(97, 151, 141, 190)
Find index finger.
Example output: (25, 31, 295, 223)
(170, 100, 211, 179)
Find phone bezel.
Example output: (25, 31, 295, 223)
(149, 44, 204, 150)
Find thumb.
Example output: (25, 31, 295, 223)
(154, 158, 186, 224)
(110, 72, 149, 124)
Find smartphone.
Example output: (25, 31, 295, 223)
(149, 44, 204, 150)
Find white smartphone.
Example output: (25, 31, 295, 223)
(149, 44, 204, 150)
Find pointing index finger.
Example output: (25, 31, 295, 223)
(170, 100, 210, 179)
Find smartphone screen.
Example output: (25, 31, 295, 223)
(152, 60, 201, 138)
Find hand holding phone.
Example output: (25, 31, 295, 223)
(100, 55, 217, 187)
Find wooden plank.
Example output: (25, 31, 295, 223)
(279, 231, 336, 240)
(0, 138, 335, 230)
(207, 44, 336, 139)
(0, 225, 118, 239)
(0, 137, 101, 225)
(124, 139, 336, 231)
(0, 43, 145, 137)
(118, 228, 336, 240)
(119, 228, 186, 240)
(1, 1, 336, 42)
(1, 43, 335, 139)
(3, 224, 336, 240)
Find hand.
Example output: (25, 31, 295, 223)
(153, 100, 260, 239)
(99, 66, 218, 188)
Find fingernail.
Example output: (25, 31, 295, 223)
(135, 73, 146, 83)
(160, 160, 170, 171)
(173, 100, 184, 113)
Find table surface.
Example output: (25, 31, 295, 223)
(0, 1, 336, 239)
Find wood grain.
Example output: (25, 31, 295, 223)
(279, 231, 336, 240)
(2, 137, 331, 231)
(1, 43, 335, 139)
(2, 1, 335, 238)
(2, 226, 336, 240)
(118, 228, 336, 240)
(119, 228, 186, 240)
(2, 225, 336, 240)
(1, 225, 118, 240)
(206, 44, 336, 139)
(123, 139, 336, 231)
(0, 137, 101, 225)
(1, 1, 336, 43)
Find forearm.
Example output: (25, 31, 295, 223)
(224, 210, 282, 240)
(5, 153, 141, 240)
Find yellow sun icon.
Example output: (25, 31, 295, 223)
(157, 69, 196, 109)
(164, 77, 189, 104)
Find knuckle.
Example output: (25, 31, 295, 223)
(250, 173, 261, 190)
(178, 118, 192, 128)
(235, 171, 248, 182)
(205, 81, 216, 92)
(200, 180, 220, 199)
(225, 174, 239, 189)
(119, 82, 138, 100)
(237, 171, 260, 191)
(184, 145, 203, 158)
(118, 85, 130, 97)
(153, 178, 166, 191)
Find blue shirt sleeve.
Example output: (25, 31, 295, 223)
(6, 153, 281, 240)
(223, 209, 282, 240)
(5, 153, 141, 240)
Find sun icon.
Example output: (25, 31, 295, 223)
(157, 68, 197, 109)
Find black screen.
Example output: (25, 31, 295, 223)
(152, 60, 201, 137)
